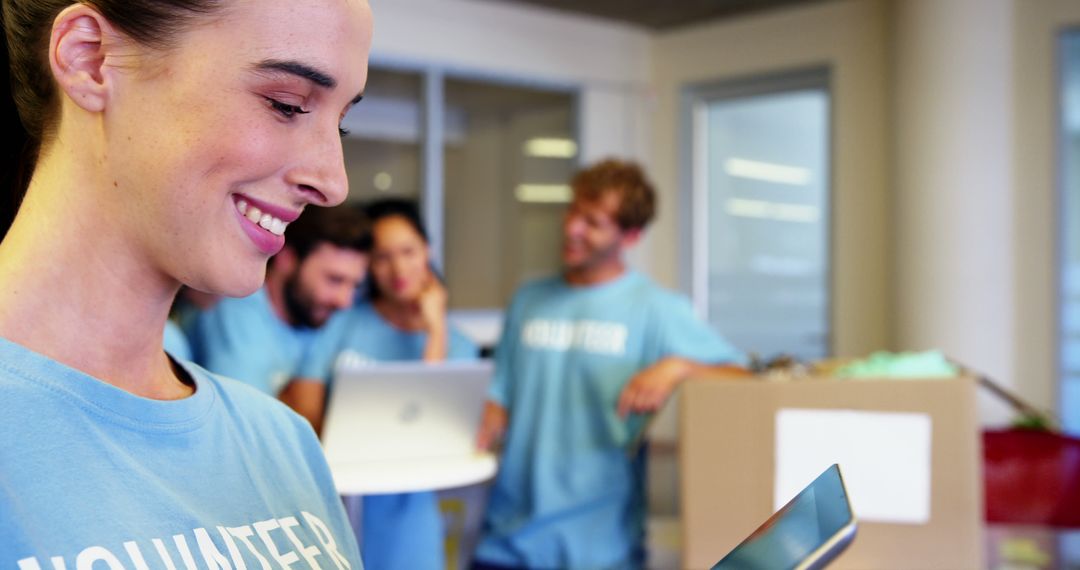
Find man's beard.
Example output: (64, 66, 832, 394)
(283, 275, 323, 329)
(565, 238, 622, 273)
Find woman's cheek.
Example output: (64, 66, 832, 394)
(208, 107, 293, 182)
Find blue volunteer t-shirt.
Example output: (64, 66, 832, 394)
(298, 300, 478, 570)
(188, 287, 317, 395)
(476, 271, 745, 569)
(300, 301, 479, 378)
(0, 335, 362, 569)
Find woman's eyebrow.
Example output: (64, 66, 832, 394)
(255, 59, 336, 89)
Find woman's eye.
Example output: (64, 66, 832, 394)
(339, 126, 351, 137)
(266, 97, 309, 119)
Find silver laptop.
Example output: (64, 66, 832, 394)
(713, 464, 857, 570)
(322, 360, 493, 464)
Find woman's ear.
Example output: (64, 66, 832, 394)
(49, 4, 119, 113)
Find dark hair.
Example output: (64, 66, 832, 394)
(284, 203, 372, 262)
(366, 198, 429, 244)
(363, 198, 431, 300)
(571, 158, 657, 231)
(1, 0, 221, 242)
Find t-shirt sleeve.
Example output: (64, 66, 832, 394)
(295, 311, 350, 383)
(652, 291, 747, 367)
(488, 291, 524, 407)
(189, 303, 268, 388)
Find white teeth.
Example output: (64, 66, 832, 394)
(258, 214, 288, 236)
(237, 199, 287, 235)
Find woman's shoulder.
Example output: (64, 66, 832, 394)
(447, 325, 481, 360)
(327, 299, 387, 331)
(185, 363, 318, 441)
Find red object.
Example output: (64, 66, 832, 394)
(983, 428, 1080, 527)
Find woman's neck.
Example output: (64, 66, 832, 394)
(0, 154, 191, 400)
(372, 296, 425, 332)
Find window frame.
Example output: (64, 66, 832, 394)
(356, 58, 583, 268)
(679, 65, 835, 358)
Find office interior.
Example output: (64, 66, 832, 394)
(332, 0, 1080, 566)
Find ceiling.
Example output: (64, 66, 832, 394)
(479, 0, 825, 31)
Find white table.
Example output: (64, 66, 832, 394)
(329, 452, 498, 495)
(330, 452, 499, 545)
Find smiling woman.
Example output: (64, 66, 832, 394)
(0, 0, 372, 565)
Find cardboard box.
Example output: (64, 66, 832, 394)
(679, 376, 983, 569)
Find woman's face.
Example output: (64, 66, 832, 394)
(369, 216, 431, 304)
(101, 0, 372, 297)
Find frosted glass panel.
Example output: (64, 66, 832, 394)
(443, 79, 576, 310)
(704, 88, 829, 360)
(1060, 32, 1080, 434)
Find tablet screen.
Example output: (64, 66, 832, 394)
(712, 464, 855, 570)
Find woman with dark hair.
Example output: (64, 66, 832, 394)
(288, 198, 478, 570)
(0, 0, 373, 565)
(360, 198, 470, 362)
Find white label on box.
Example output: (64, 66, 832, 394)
(774, 408, 932, 524)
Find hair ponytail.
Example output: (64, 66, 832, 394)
(0, 4, 33, 243)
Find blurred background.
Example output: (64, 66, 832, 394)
(343, 0, 1080, 563)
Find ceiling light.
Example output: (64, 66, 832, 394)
(726, 198, 819, 223)
(373, 172, 393, 192)
(723, 157, 812, 186)
(516, 184, 573, 203)
(523, 138, 578, 159)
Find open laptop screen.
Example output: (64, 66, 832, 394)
(713, 464, 856, 570)
(323, 361, 492, 464)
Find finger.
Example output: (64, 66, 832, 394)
(635, 378, 664, 414)
(635, 388, 655, 414)
(640, 390, 661, 413)
(477, 422, 498, 451)
(617, 387, 634, 417)
(624, 387, 651, 416)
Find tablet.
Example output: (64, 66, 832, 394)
(712, 464, 857, 570)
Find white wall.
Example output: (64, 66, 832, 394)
(369, 0, 653, 163)
(891, 0, 1080, 425)
(892, 0, 1017, 425)
(370, 0, 647, 83)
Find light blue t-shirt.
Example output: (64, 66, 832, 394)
(300, 301, 479, 379)
(476, 271, 745, 569)
(163, 319, 193, 361)
(299, 300, 479, 570)
(188, 287, 317, 395)
(0, 335, 362, 569)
